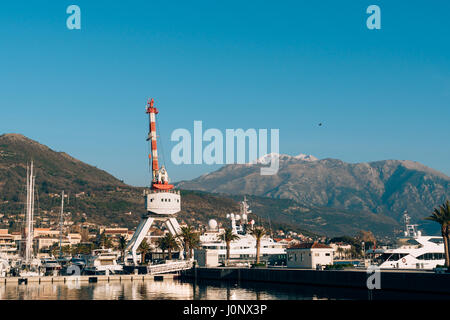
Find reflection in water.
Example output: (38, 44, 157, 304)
(0, 279, 449, 300)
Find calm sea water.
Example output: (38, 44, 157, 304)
(0, 279, 448, 300)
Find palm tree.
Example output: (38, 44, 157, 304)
(118, 235, 128, 262)
(156, 236, 168, 260)
(336, 247, 344, 260)
(250, 226, 266, 265)
(223, 228, 240, 266)
(189, 232, 201, 258)
(164, 234, 179, 260)
(96, 231, 113, 249)
(178, 226, 199, 260)
(425, 200, 450, 268)
(138, 239, 150, 265)
(344, 248, 352, 260)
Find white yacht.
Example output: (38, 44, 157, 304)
(41, 258, 62, 276)
(367, 212, 445, 270)
(199, 197, 286, 266)
(18, 258, 43, 277)
(84, 248, 123, 275)
(0, 254, 10, 277)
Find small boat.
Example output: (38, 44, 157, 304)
(84, 248, 123, 275)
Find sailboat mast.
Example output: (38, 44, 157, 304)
(25, 164, 30, 263)
(30, 162, 35, 259)
(25, 162, 35, 263)
(59, 190, 64, 258)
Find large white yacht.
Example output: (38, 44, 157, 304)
(199, 197, 286, 266)
(367, 212, 445, 270)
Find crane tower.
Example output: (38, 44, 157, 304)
(125, 98, 183, 265)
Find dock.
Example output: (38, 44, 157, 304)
(181, 267, 450, 295)
(0, 273, 178, 285)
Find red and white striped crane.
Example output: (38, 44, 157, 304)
(146, 98, 174, 190)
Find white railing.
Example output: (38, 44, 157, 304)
(147, 260, 194, 275)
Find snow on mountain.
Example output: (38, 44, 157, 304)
(255, 153, 318, 164)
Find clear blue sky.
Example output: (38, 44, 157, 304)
(1, 1, 449, 186)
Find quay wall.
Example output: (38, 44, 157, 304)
(181, 267, 450, 294)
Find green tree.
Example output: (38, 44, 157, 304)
(138, 239, 150, 265)
(356, 230, 377, 251)
(250, 227, 266, 265)
(425, 200, 450, 267)
(223, 228, 240, 266)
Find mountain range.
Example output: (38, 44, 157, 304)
(177, 153, 450, 234)
(1, 134, 448, 237)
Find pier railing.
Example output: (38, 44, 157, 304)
(147, 260, 194, 275)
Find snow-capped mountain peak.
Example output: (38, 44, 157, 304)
(255, 153, 318, 164)
(294, 154, 319, 161)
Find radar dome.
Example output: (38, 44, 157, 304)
(208, 219, 218, 230)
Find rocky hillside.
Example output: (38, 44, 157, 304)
(0, 134, 309, 235)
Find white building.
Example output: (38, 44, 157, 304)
(329, 242, 352, 259)
(194, 249, 220, 267)
(286, 242, 334, 269)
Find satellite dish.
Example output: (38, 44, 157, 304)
(226, 214, 230, 218)
(208, 219, 218, 231)
(235, 215, 241, 220)
(230, 213, 235, 219)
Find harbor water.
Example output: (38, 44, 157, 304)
(1, 278, 449, 300)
